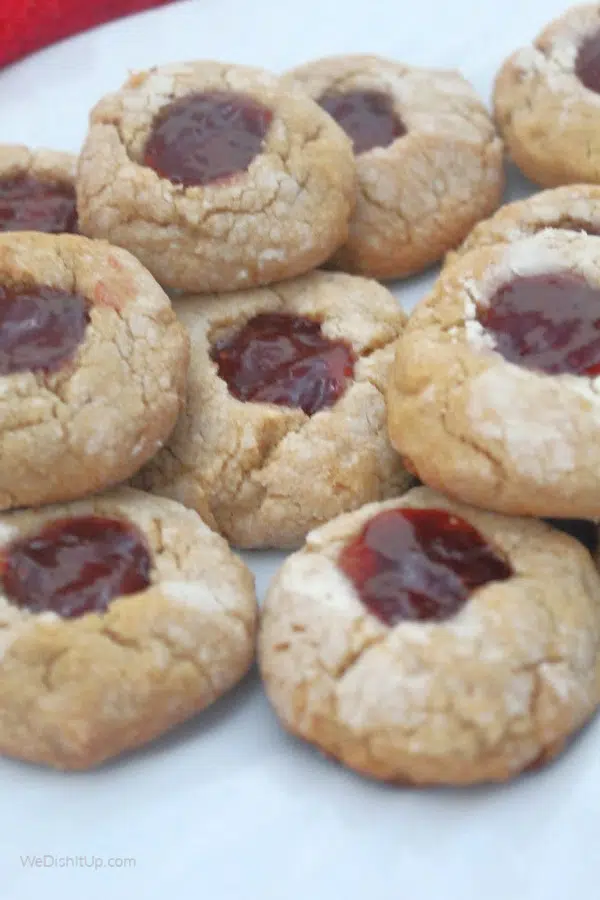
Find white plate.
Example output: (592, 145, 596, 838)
(1, 1, 598, 897)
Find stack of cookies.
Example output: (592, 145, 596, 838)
(3, 2, 600, 786)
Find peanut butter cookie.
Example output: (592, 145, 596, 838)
(284, 54, 504, 280)
(134, 271, 414, 548)
(259, 486, 600, 784)
(0, 231, 188, 509)
(77, 61, 356, 293)
(448, 183, 600, 264)
(388, 229, 600, 518)
(494, 4, 600, 187)
(0, 487, 257, 770)
(0, 144, 77, 234)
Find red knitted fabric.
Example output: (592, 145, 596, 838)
(0, 0, 175, 69)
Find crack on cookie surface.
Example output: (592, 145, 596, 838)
(259, 492, 600, 783)
(0, 234, 188, 509)
(77, 63, 355, 292)
(285, 55, 503, 278)
(136, 274, 410, 547)
(0, 489, 257, 768)
(390, 230, 600, 515)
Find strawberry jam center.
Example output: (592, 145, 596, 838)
(0, 285, 89, 375)
(576, 29, 600, 94)
(478, 273, 600, 376)
(318, 90, 406, 154)
(338, 508, 512, 626)
(211, 312, 355, 415)
(0, 176, 77, 233)
(143, 91, 273, 187)
(1, 516, 152, 618)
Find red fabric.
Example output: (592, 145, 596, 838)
(0, 0, 175, 69)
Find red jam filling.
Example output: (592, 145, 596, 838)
(211, 312, 355, 415)
(338, 508, 513, 626)
(544, 518, 598, 555)
(1, 516, 152, 618)
(143, 91, 273, 187)
(478, 273, 600, 376)
(0, 176, 77, 233)
(0, 285, 89, 375)
(576, 29, 600, 94)
(318, 90, 406, 154)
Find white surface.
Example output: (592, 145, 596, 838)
(1, 0, 599, 897)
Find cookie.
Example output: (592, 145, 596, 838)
(0, 231, 188, 510)
(259, 486, 600, 785)
(0, 144, 78, 234)
(0, 487, 257, 770)
(283, 54, 504, 280)
(76, 61, 356, 293)
(388, 228, 600, 518)
(448, 183, 600, 264)
(494, 4, 600, 187)
(133, 271, 414, 549)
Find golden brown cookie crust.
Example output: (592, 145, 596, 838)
(494, 4, 600, 187)
(283, 54, 504, 279)
(134, 271, 414, 549)
(388, 229, 600, 518)
(76, 61, 356, 293)
(448, 183, 600, 264)
(0, 487, 257, 770)
(0, 143, 77, 188)
(259, 486, 600, 785)
(0, 231, 188, 509)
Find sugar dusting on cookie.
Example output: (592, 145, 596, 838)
(468, 366, 577, 481)
(162, 579, 238, 616)
(539, 661, 584, 705)
(465, 320, 496, 350)
(501, 231, 570, 280)
(0, 524, 18, 544)
(337, 653, 435, 731)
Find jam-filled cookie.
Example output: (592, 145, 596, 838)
(388, 229, 600, 518)
(495, 4, 600, 187)
(0, 231, 188, 510)
(449, 184, 600, 264)
(283, 54, 504, 280)
(76, 61, 356, 293)
(259, 486, 600, 784)
(0, 144, 78, 234)
(0, 488, 257, 769)
(134, 271, 414, 548)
